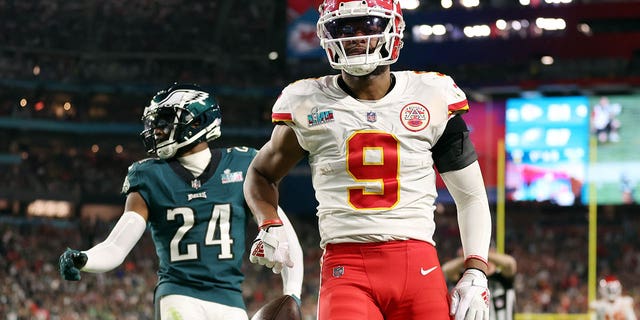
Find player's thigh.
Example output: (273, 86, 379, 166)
(385, 241, 450, 320)
(318, 252, 383, 320)
(158, 294, 248, 320)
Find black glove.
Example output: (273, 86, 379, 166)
(59, 248, 88, 281)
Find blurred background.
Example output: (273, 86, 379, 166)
(1, 0, 639, 319)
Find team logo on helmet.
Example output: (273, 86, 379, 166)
(400, 102, 430, 132)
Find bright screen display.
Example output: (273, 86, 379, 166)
(583, 94, 640, 205)
(505, 96, 590, 206)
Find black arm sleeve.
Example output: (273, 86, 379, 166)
(431, 115, 478, 173)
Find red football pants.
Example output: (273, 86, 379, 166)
(318, 240, 451, 320)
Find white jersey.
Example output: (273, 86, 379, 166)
(590, 296, 637, 320)
(272, 71, 470, 248)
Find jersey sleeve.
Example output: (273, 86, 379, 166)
(121, 162, 141, 195)
(272, 88, 295, 124)
(444, 75, 469, 116)
(121, 158, 155, 202)
(422, 72, 469, 116)
(228, 146, 258, 162)
(271, 79, 319, 126)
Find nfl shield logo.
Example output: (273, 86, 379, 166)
(191, 179, 201, 189)
(332, 266, 344, 278)
(366, 111, 377, 123)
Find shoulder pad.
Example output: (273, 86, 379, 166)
(223, 146, 258, 157)
(281, 76, 331, 97)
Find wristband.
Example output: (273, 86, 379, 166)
(259, 218, 283, 230)
(465, 255, 488, 267)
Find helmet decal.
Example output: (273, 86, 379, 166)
(140, 84, 222, 159)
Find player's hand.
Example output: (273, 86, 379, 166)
(59, 248, 88, 281)
(250, 224, 293, 274)
(450, 268, 490, 320)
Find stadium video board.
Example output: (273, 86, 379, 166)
(505, 96, 590, 206)
(583, 94, 640, 205)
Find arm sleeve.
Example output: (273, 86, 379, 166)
(440, 161, 491, 263)
(431, 115, 478, 173)
(277, 206, 303, 298)
(81, 211, 147, 273)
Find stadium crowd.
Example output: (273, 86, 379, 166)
(1, 200, 639, 319)
(1, 93, 639, 318)
(1, 0, 639, 318)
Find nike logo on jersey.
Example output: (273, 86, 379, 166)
(420, 266, 438, 276)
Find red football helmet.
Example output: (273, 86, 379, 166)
(317, 0, 405, 76)
(599, 275, 622, 301)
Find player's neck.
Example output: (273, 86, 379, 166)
(179, 141, 209, 157)
(339, 67, 394, 101)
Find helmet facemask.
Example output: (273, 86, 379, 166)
(140, 86, 222, 159)
(317, 0, 404, 76)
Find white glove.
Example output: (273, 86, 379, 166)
(450, 269, 490, 320)
(250, 226, 293, 274)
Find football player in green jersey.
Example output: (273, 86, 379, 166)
(58, 84, 303, 320)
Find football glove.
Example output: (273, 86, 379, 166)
(450, 268, 490, 320)
(59, 248, 88, 281)
(250, 221, 293, 274)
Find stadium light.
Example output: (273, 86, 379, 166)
(535, 17, 566, 31)
(496, 19, 508, 30)
(432, 24, 447, 36)
(400, 0, 420, 10)
(578, 23, 592, 35)
(460, 0, 480, 8)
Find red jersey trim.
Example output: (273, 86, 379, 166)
(465, 255, 489, 267)
(272, 112, 293, 122)
(448, 100, 469, 115)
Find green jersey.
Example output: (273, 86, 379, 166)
(122, 147, 257, 309)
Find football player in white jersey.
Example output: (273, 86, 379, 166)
(590, 276, 637, 320)
(244, 0, 492, 319)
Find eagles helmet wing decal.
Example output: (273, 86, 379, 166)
(154, 89, 209, 110)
